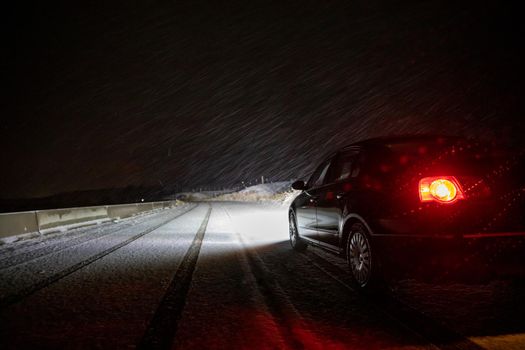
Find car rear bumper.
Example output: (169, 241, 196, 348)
(373, 231, 525, 279)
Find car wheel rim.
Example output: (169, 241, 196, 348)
(349, 231, 371, 286)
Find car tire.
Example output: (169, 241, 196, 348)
(289, 211, 307, 252)
(346, 223, 382, 291)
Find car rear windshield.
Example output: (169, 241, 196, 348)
(374, 137, 511, 176)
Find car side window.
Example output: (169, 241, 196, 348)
(328, 151, 360, 183)
(307, 159, 331, 188)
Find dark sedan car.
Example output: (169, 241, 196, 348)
(288, 135, 525, 289)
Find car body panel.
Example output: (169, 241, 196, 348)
(314, 183, 341, 247)
(294, 190, 319, 241)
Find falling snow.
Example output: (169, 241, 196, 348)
(4, 1, 524, 200)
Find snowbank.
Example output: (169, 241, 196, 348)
(211, 181, 300, 206)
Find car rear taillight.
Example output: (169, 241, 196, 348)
(419, 176, 465, 203)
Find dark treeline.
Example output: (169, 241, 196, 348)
(0, 186, 173, 213)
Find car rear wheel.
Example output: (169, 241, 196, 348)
(289, 211, 307, 252)
(346, 223, 381, 290)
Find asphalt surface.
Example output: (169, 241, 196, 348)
(1, 202, 524, 349)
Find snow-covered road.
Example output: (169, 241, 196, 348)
(0, 202, 523, 349)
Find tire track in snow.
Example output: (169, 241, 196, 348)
(0, 219, 118, 260)
(0, 208, 191, 270)
(221, 204, 325, 350)
(139, 204, 212, 350)
(0, 204, 198, 310)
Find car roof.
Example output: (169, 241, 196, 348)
(340, 134, 462, 151)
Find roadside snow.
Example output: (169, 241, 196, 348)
(238, 182, 291, 196)
(209, 181, 300, 205)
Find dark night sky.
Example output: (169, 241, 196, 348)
(4, 0, 524, 199)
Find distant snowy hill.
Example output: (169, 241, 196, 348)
(179, 181, 300, 205)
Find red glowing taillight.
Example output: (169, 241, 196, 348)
(419, 176, 465, 203)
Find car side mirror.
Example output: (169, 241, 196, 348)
(291, 180, 306, 191)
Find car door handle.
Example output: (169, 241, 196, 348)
(309, 195, 318, 203)
(336, 192, 346, 200)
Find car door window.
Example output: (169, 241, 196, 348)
(307, 159, 332, 188)
(328, 151, 360, 183)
